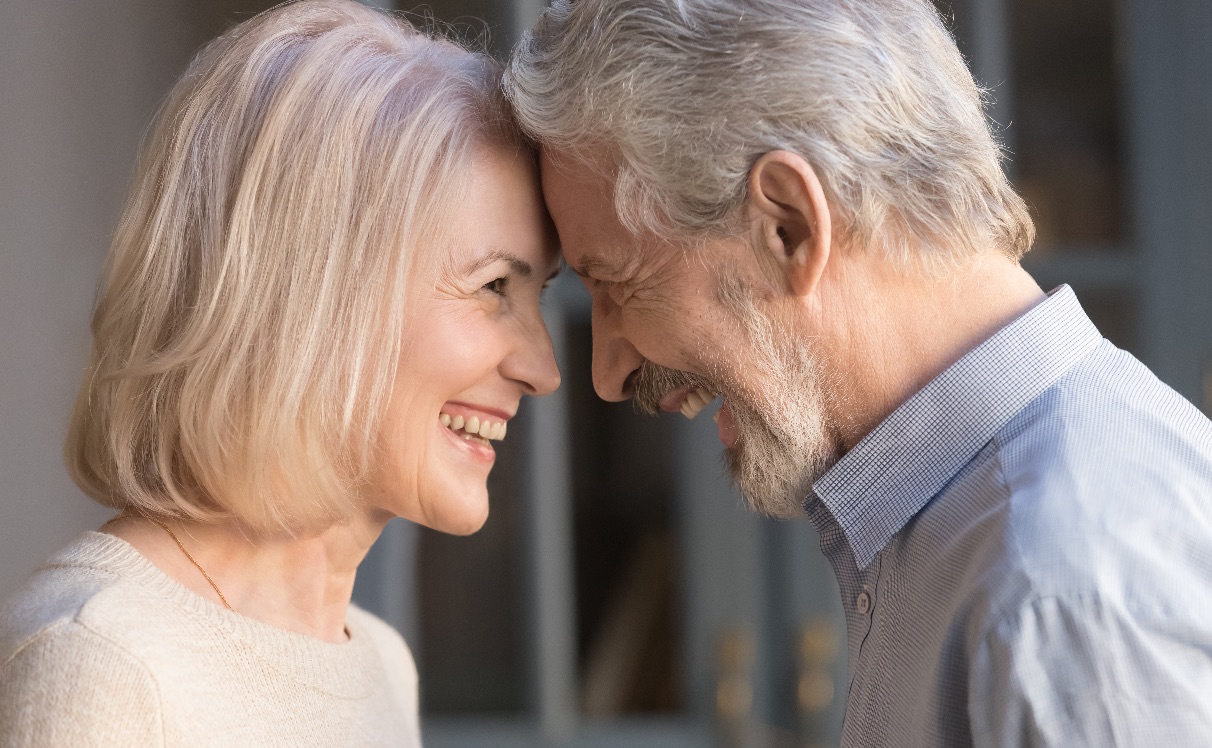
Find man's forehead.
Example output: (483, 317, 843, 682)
(539, 150, 611, 207)
(539, 147, 614, 179)
(537, 149, 677, 282)
(539, 149, 631, 270)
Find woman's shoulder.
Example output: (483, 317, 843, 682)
(1, 533, 128, 657)
(0, 532, 195, 661)
(345, 605, 419, 705)
(346, 605, 417, 670)
(1, 533, 165, 744)
(0, 617, 163, 745)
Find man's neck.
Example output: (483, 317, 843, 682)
(817, 250, 1046, 452)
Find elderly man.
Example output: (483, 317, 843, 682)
(504, 0, 1212, 745)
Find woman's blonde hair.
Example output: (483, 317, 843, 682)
(66, 0, 523, 534)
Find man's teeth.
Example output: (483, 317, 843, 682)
(439, 412, 507, 441)
(679, 388, 718, 420)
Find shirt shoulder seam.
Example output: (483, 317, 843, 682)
(2, 615, 167, 745)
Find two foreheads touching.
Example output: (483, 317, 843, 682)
(500, 0, 1039, 517)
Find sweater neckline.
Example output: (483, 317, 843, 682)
(48, 531, 383, 698)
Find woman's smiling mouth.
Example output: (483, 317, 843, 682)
(439, 411, 508, 442)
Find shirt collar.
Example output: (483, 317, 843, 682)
(809, 285, 1103, 570)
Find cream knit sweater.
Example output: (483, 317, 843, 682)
(0, 532, 421, 747)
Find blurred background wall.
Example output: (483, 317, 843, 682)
(2, 1, 1209, 747)
(2, 0, 213, 607)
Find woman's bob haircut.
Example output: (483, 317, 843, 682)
(66, 0, 525, 534)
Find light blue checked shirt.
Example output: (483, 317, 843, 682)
(806, 285, 1212, 747)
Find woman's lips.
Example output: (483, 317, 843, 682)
(440, 418, 497, 464)
(441, 401, 513, 422)
(437, 401, 512, 465)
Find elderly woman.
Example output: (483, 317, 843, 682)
(0, 1, 559, 744)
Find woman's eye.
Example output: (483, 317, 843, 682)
(483, 277, 508, 296)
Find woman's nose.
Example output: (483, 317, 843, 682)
(503, 315, 561, 397)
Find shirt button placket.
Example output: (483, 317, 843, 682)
(856, 587, 872, 616)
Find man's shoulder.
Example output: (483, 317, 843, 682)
(995, 342, 1212, 516)
(976, 342, 1212, 611)
(999, 340, 1212, 465)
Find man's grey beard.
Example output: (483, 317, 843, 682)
(634, 277, 838, 518)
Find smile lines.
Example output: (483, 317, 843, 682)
(440, 412, 507, 441)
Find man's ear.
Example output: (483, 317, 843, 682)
(747, 151, 832, 298)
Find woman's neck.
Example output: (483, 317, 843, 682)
(103, 510, 390, 643)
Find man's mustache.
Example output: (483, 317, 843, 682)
(631, 360, 713, 415)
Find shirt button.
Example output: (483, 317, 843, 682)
(856, 590, 871, 615)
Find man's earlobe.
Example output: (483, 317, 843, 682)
(748, 151, 832, 298)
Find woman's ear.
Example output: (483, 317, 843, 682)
(747, 151, 832, 298)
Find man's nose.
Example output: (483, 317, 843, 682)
(590, 294, 644, 401)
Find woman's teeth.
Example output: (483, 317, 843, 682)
(680, 388, 718, 420)
(440, 412, 507, 441)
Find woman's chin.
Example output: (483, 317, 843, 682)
(425, 492, 490, 536)
(435, 512, 488, 536)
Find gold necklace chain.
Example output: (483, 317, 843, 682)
(148, 518, 235, 611)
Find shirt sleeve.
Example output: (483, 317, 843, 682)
(0, 621, 164, 747)
(969, 593, 1212, 747)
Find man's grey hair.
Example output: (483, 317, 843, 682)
(504, 0, 1035, 263)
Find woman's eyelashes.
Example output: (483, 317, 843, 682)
(480, 264, 559, 302)
(483, 276, 509, 296)
(483, 273, 552, 298)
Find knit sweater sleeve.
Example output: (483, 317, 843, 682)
(0, 620, 164, 747)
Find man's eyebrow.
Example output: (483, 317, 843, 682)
(570, 257, 621, 279)
(464, 248, 532, 278)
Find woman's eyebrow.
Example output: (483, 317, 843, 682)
(464, 248, 532, 277)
